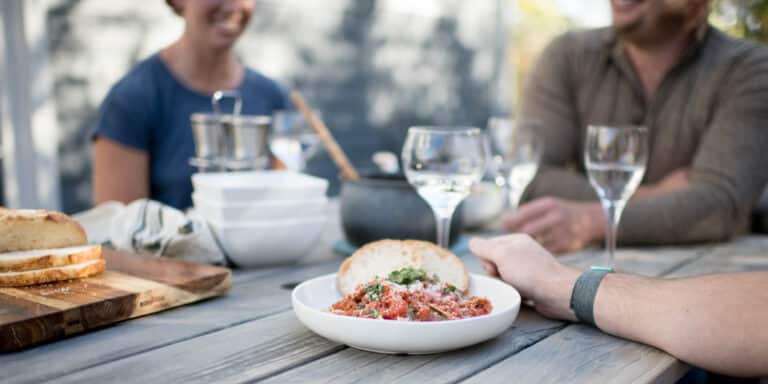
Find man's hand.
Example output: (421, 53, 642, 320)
(501, 197, 604, 254)
(470, 235, 579, 320)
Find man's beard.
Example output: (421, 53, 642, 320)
(615, 4, 690, 48)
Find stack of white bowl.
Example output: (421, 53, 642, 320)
(191, 170, 329, 268)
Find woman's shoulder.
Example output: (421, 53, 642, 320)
(106, 54, 168, 101)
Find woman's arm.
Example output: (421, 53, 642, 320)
(92, 136, 150, 204)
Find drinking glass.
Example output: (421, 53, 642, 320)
(269, 110, 322, 171)
(487, 117, 542, 210)
(584, 125, 648, 268)
(401, 127, 487, 249)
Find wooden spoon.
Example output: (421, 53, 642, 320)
(289, 91, 360, 181)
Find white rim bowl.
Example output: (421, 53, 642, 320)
(292, 273, 521, 354)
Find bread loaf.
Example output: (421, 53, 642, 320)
(0, 210, 87, 253)
(337, 239, 469, 295)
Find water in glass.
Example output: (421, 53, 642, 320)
(402, 127, 486, 248)
(585, 125, 648, 269)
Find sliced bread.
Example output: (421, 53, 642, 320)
(0, 259, 106, 287)
(0, 245, 102, 272)
(0, 210, 88, 253)
(337, 239, 469, 295)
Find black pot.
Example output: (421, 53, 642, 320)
(340, 172, 462, 247)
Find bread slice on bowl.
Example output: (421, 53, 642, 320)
(0, 210, 87, 253)
(337, 239, 468, 295)
(0, 245, 102, 272)
(415, 240, 469, 293)
(0, 259, 106, 287)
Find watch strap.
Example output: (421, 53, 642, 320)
(569, 266, 612, 327)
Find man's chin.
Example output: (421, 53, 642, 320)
(613, 20, 643, 40)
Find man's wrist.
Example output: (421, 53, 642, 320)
(532, 264, 580, 321)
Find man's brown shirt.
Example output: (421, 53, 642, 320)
(522, 25, 768, 244)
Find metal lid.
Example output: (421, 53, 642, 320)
(232, 114, 271, 127)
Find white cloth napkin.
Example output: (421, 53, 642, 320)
(73, 199, 226, 265)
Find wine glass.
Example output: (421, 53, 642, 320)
(487, 117, 543, 210)
(584, 125, 648, 268)
(401, 127, 487, 249)
(269, 110, 322, 171)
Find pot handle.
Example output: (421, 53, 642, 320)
(212, 89, 242, 117)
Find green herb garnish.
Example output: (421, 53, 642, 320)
(364, 309, 380, 317)
(387, 267, 428, 285)
(443, 284, 457, 294)
(365, 283, 384, 301)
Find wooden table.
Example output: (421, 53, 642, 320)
(3, 219, 768, 383)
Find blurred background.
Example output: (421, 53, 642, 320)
(1, 0, 766, 213)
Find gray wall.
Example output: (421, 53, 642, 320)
(45, 0, 505, 213)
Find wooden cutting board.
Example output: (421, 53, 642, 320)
(0, 248, 231, 352)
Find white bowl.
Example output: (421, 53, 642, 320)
(292, 273, 521, 354)
(209, 216, 327, 267)
(192, 170, 328, 203)
(193, 193, 328, 223)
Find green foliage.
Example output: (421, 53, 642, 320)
(712, 0, 768, 42)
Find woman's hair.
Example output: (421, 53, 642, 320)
(165, 0, 182, 16)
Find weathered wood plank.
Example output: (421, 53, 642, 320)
(559, 244, 713, 276)
(32, 256, 553, 384)
(665, 236, 768, 277)
(258, 309, 564, 384)
(8, 225, 759, 384)
(461, 325, 689, 384)
(44, 311, 344, 384)
(0, 259, 340, 384)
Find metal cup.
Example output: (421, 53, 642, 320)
(190, 113, 224, 172)
(190, 90, 271, 172)
(228, 115, 271, 171)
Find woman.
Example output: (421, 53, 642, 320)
(92, 0, 285, 209)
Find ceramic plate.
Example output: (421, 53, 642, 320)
(292, 273, 521, 354)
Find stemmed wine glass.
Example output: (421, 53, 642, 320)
(269, 110, 322, 172)
(487, 117, 543, 210)
(584, 125, 648, 268)
(402, 127, 487, 249)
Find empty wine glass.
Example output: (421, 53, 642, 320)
(487, 117, 542, 210)
(269, 110, 322, 171)
(401, 127, 487, 249)
(585, 125, 648, 268)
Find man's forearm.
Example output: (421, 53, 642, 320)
(529, 168, 750, 245)
(593, 272, 768, 377)
(619, 183, 753, 245)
